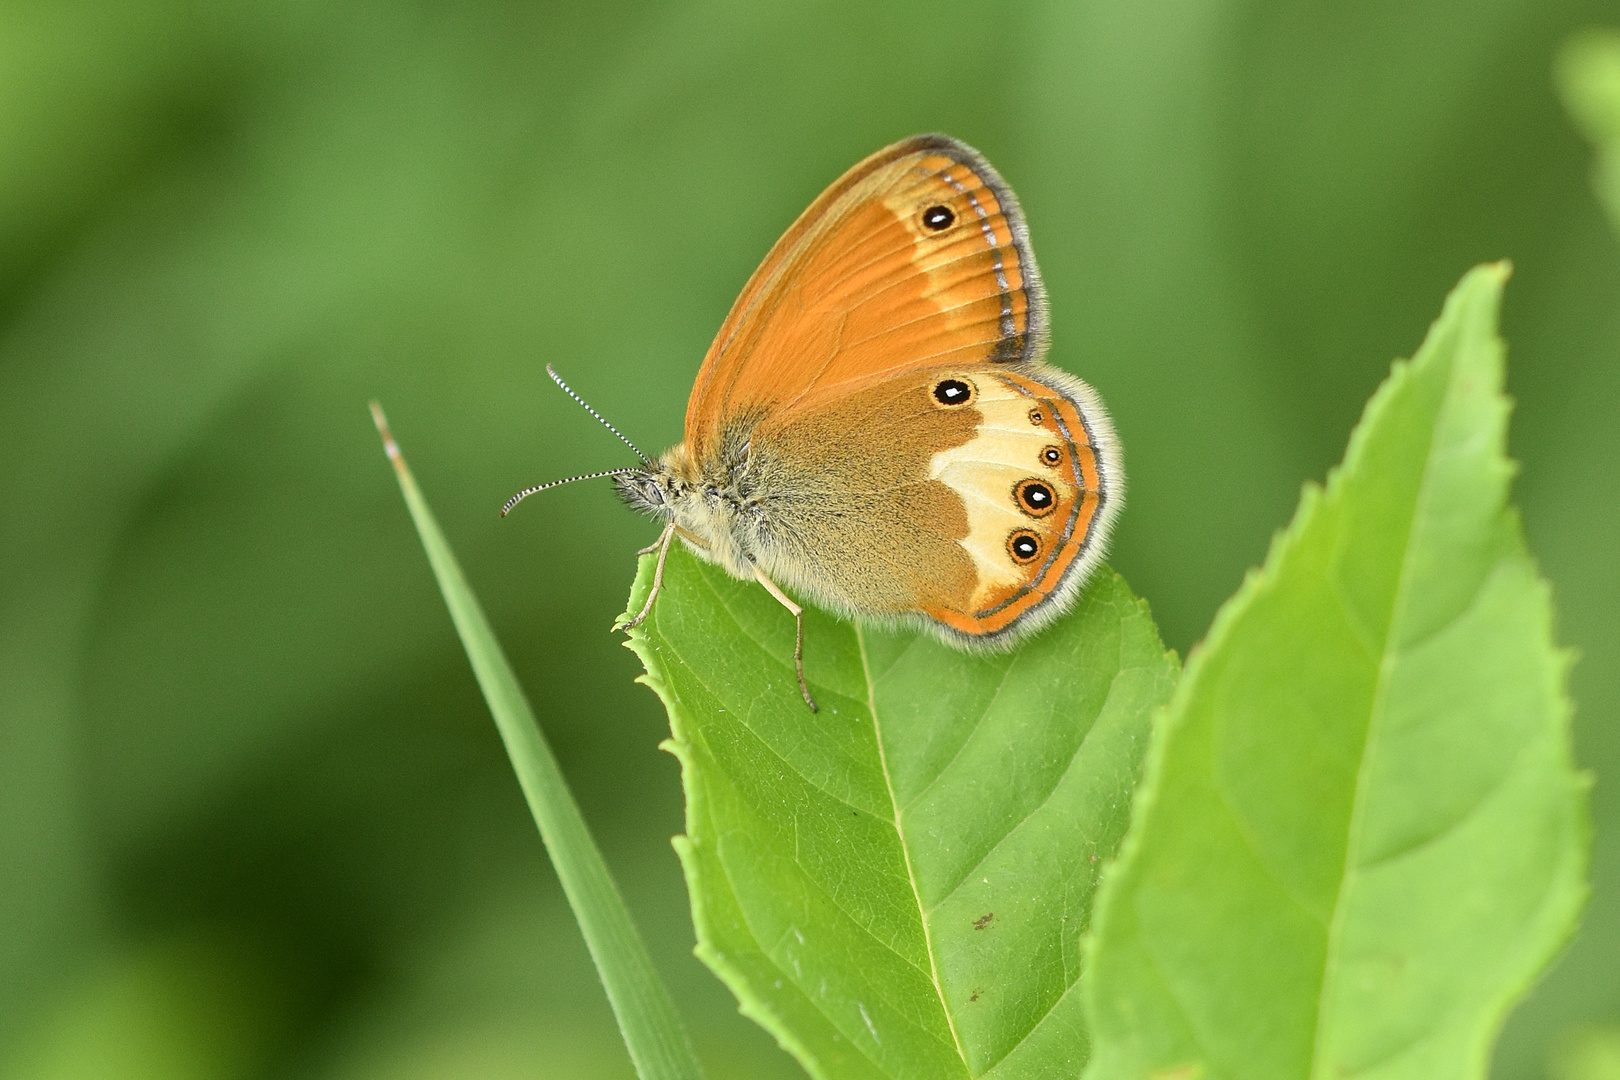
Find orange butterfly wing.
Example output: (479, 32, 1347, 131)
(740, 360, 1119, 644)
(683, 134, 1047, 461)
(913, 364, 1117, 641)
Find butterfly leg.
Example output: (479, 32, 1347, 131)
(750, 566, 818, 712)
(616, 521, 676, 632)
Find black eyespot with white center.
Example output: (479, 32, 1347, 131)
(1015, 478, 1057, 518)
(1041, 446, 1062, 466)
(933, 378, 973, 406)
(922, 204, 955, 231)
(1009, 531, 1041, 564)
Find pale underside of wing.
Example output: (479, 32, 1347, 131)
(748, 363, 1119, 645)
(921, 366, 1115, 639)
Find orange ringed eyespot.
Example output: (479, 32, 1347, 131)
(1014, 478, 1057, 518)
(1008, 530, 1040, 564)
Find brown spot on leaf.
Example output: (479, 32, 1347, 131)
(969, 990, 981, 1002)
(973, 912, 994, 930)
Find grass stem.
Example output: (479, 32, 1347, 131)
(370, 402, 705, 1080)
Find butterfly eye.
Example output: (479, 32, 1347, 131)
(1015, 479, 1057, 517)
(921, 204, 955, 231)
(933, 378, 975, 406)
(1008, 531, 1041, 564)
(1041, 446, 1062, 466)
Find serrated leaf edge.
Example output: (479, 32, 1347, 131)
(620, 562, 837, 1079)
(1082, 262, 1590, 1079)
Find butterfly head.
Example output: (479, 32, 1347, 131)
(613, 455, 679, 517)
(612, 441, 705, 519)
(613, 435, 771, 586)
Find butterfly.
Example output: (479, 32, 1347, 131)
(505, 135, 1121, 711)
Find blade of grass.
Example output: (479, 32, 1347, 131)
(369, 402, 706, 1080)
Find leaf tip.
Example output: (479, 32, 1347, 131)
(1456, 260, 1513, 314)
(368, 400, 403, 466)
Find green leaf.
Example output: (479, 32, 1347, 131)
(624, 547, 1177, 1079)
(1082, 264, 1589, 1080)
(370, 405, 706, 1080)
(1559, 29, 1620, 234)
(1552, 1025, 1620, 1080)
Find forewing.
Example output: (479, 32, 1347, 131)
(685, 135, 1046, 461)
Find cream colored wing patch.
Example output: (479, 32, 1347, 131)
(926, 364, 1118, 634)
(930, 376, 1070, 606)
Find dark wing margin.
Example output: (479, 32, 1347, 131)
(900, 134, 1049, 367)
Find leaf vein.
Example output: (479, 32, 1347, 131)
(900, 661, 1015, 813)
(924, 663, 1135, 917)
(1309, 330, 1466, 1077)
(858, 624, 973, 1074)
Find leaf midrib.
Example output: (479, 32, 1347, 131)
(858, 602, 1143, 1076)
(675, 558, 1150, 1077)
(857, 622, 974, 1077)
(659, 568, 983, 1078)
(1307, 347, 1467, 1078)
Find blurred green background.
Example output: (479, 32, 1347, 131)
(1, 2, 1615, 1078)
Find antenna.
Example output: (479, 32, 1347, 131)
(499, 366, 655, 518)
(547, 364, 651, 467)
(501, 469, 641, 517)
